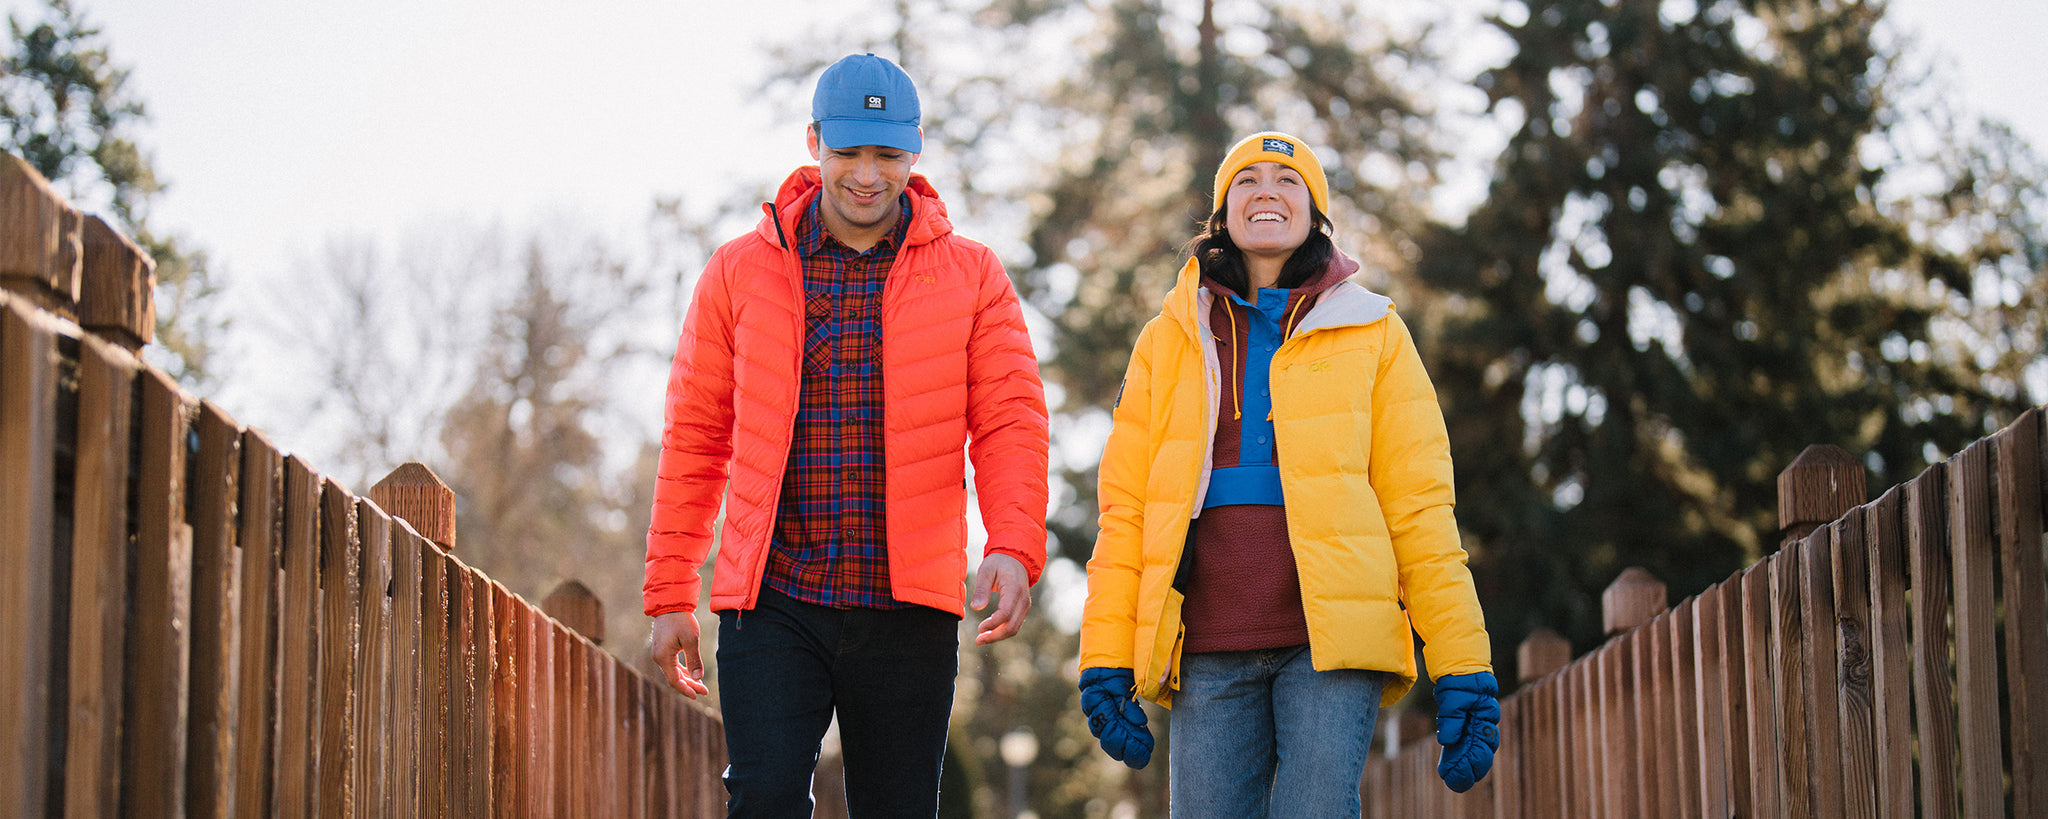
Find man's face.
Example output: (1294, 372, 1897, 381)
(807, 127, 918, 238)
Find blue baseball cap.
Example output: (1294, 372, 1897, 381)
(811, 53, 922, 153)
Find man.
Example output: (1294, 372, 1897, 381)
(643, 53, 1049, 817)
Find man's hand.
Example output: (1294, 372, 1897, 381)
(649, 611, 711, 699)
(970, 552, 1032, 646)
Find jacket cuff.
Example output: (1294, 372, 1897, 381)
(986, 545, 1044, 585)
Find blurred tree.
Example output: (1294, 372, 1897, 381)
(1412, 0, 2035, 676)
(437, 236, 653, 642)
(277, 215, 705, 667)
(1, 0, 224, 387)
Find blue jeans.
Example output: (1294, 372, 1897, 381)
(715, 587, 960, 818)
(1169, 645, 1385, 818)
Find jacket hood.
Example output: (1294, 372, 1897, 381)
(1196, 246, 1360, 302)
(753, 165, 954, 250)
(1167, 247, 1386, 332)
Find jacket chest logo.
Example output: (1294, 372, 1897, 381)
(1308, 360, 1333, 373)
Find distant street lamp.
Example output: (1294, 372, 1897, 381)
(999, 727, 1039, 819)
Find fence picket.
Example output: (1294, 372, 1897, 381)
(421, 545, 450, 816)
(230, 431, 282, 818)
(1907, 465, 1960, 819)
(0, 299, 57, 819)
(1741, 561, 1782, 816)
(1669, 600, 1700, 819)
(275, 457, 322, 819)
(186, 401, 244, 819)
(354, 501, 393, 817)
(124, 368, 194, 816)
(1799, 527, 1845, 817)
(1692, 583, 1733, 818)
(1862, 489, 1914, 819)
(1947, 439, 2004, 817)
(1771, 544, 1816, 818)
(490, 581, 520, 815)
(315, 480, 362, 818)
(64, 335, 136, 818)
(1831, 507, 1880, 819)
(389, 527, 423, 815)
(1825, 508, 1879, 819)
(1994, 409, 2048, 816)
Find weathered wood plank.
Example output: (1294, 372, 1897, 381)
(1907, 465, 1959, 819)
(1719, 575, 1754, 818)
(553, 623, 572, 818)
(1632, 623, 1660, 818)
(1654, 613, 1684, 819)
(387, 526, 424, 816)
(1862, 488, 1913, 819)
(1770, 544, 1814, 818)
(186, 400, 244, 819)
(1669, 600, 1700, 819)
(471, 567, 496, 818)
(230, 429, 282, 818)
(315, 480, 361, 818)
(490, 582, 520, 816)
(1, 298, 59, 818)
(1596, 635, 1625, 818)
(1740, 561, 1782, 816)
(274, 456, 323, 819)
(1692, 583, 1734, 818)
(1799, 527, 1844, 817)
(1994, 410, 2048, 817)
(451, 562, 482, 816)
(64, 334, 136, 818)
(420, 546, 450, 816)
(1831, 509, 1879, 819)
(123, 366, 193, 817)
(1946, 439, 2003, 817)
(354, 501, 393, 817)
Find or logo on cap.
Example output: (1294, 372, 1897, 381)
(1262, 138, 1295, 156)
(865, 95, 886, 110)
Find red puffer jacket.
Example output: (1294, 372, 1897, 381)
(643, 166, 1049, 617)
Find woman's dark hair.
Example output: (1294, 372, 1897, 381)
(1184, 203, 1336, 299)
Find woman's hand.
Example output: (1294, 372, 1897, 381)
(1078, 667, 1153, 769)
(1433, 671, 1500, 792)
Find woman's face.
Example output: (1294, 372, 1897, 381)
(1224, 161, 1313, 261)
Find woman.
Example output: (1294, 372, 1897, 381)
(1076, 132, 1499, 815)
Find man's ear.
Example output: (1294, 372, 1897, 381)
(806, 124, 823, 161)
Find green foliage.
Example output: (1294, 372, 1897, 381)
(1, 0, 223, 387)
(1413, 0, 2038, 678)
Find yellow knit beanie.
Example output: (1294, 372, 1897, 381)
(1211, 131, 1329, 215)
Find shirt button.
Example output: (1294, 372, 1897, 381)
(1257, 436, 1267, 445)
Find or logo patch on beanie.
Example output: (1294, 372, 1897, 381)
(865, 95, 887, 110)
(1262, 137, 1295, 156)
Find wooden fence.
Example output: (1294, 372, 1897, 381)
(1363, 410, 2048, 817)
(0, 153, 727, 817)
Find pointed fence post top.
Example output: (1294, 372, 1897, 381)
(370, 462, 456, 552)
(542, 579, 605, 645)
(1777, 443, 1866, 546)
(1517, 627, 1573, 683)
(1602, 566, 1667, 635)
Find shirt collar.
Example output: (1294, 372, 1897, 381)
(798, 193, 914, 257)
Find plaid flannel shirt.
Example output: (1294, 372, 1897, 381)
(759, 193, 914, 610)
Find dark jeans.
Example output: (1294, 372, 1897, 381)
(716, 586, 960, 818)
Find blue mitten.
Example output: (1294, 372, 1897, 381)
(1078, 667, 1153, 769)
(1434, 671, 1501, 793)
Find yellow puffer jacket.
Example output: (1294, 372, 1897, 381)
(1079, 257, 1491, 708)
